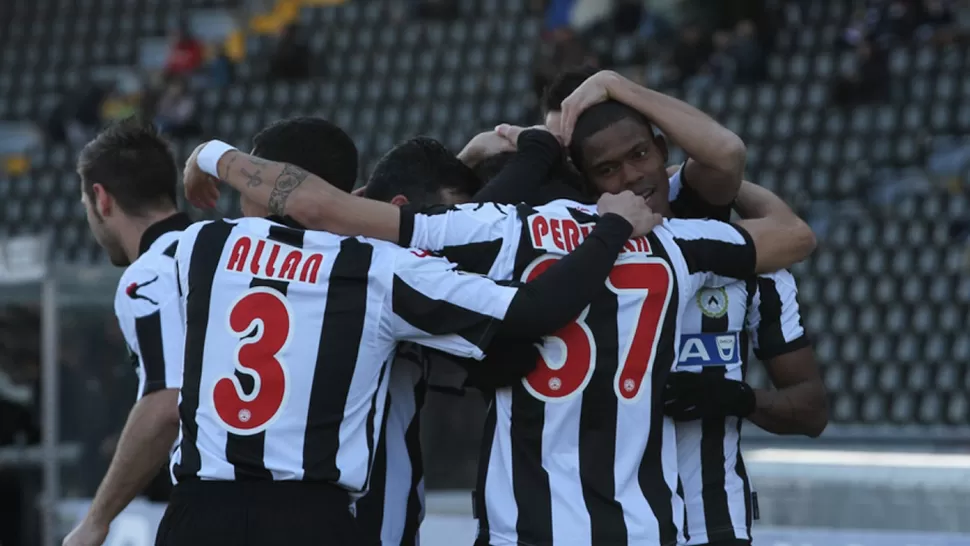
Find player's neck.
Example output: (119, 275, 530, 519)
(119, 209, 181, 262)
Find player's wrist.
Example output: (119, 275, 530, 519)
(197, 140, 237, 179)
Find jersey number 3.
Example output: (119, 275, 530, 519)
(213, 287, 292, 435)
(522, 255, 673, 403)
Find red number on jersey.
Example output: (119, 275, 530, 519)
(521, 255, 673, 403)
(213, 287, 292, 434)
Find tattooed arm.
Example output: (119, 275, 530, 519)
(206, 150, 404, 241)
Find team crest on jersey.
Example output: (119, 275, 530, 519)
(696, 287, 728, 318)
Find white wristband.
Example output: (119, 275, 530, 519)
(197, 140, 237, 178)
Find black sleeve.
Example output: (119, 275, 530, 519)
(472, 129, 562, 205)
(429, 339, 541, 391)
(669, 163, 733, 222)
(497, 213, 632, 338)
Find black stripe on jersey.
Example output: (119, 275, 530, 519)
(401, 371, 427, 546)
(303, 237, 373, 481)
(268, 224, 305, 249)
(736, 417, 753, 537)
(391, 276, 497, 353)
(675, 226, 756, 280)
(697, 279, 737, 541)
(753, 276, 811, 360)
(677, 478, 690, 544)
(134, 310, 166, 396)
(162, 241, 178, 258)
(176, 220, 236, 481)
(364, 358, 390, 496)
(356, 389, 389, 544)
(580, 282, 628, 543)
(223, 277, 289, 481)
(637, 233, 679, 546)
(474, 400, 498, 542)
(510, 385, 553, 544)
(438, 239, 504, 276)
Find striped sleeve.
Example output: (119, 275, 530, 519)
(114, 261, 184, 399)
(385, 248, 518, 360)
(399, 202, 517, 276)
(746, 269, 811, 360)
(667, 218, 757, 289)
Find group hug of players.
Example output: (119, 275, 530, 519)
(63, 67, 828, 546)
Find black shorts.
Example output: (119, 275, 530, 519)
(155, 479, 362, 546)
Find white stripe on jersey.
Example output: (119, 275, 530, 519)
(406, 200, 758, 546)
(114, 215, 188, 401)
(171, 217, 520, 491)
(674, 269, 807, 545)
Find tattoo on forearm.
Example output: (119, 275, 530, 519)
(240, 167, 264, 188)
(267, 164, 310, 216)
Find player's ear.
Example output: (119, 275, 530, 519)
(654, 134, 669, 162)
(389, 194, 409, 207)
(91, 182, 114, 217)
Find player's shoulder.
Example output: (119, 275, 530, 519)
(537, 199, 598, 218)
(757, 269, 798, 293)
(115, 252, 179, 317)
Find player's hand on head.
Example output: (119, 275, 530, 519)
(457, 130, 517, 167)
(494, 124, 561, 146)
(62, 518, 109, 546)
(558, 70, 621, 146)
(184, 142, 221, 209)
(597, 190, 663, 238)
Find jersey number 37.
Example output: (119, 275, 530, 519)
(212, 287, 293, 435)
(522, 255, 673, 404)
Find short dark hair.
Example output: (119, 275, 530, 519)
(77, 119, 178, 214)
(541, 66, 599, 114)
(365, 137, 481, 206)
(251, 117, 358, 193)
(472, 151, 516, 183)
(569, 100, 655, 166)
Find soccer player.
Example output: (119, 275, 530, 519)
(158, 139, 660, 545)
(542, 69, 828, 546)
(182, 109, 813, 546)
(662, 183, 828, 546)
(64, 121, 190, 546)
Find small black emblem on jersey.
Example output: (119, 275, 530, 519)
(126, 276, 159, 305)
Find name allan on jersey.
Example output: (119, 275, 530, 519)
(225, 235, 325, 284)
(529, 214, 653, 254)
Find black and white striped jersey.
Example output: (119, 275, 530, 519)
(674, 270, 808, 546)
(170, 216, 522, 492)
(400, 200, 758, 546)
(114, 213, 191, 400)
(356, 344, 430, 546)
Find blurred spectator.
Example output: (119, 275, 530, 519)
(543, 0, 575, 32)
(833, 40, 890, 106)
(164, 26, 205, 77)
(208, 45, 235, 88)
(415, 0, 459, 19)
(533, 29, 599, 101)
(55, 82, 109, 147)
(268, 23, 311, 80)
(871, 0, 922, 44)
(916, 0, 958, 43)
(153, 79, 201, 138)
(100, 80, 142, 125)
(731, 19, 766, 83)
(613, 1, 644, 34)
(708, 30, 737, 84)
(670, 22, 711, 85)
